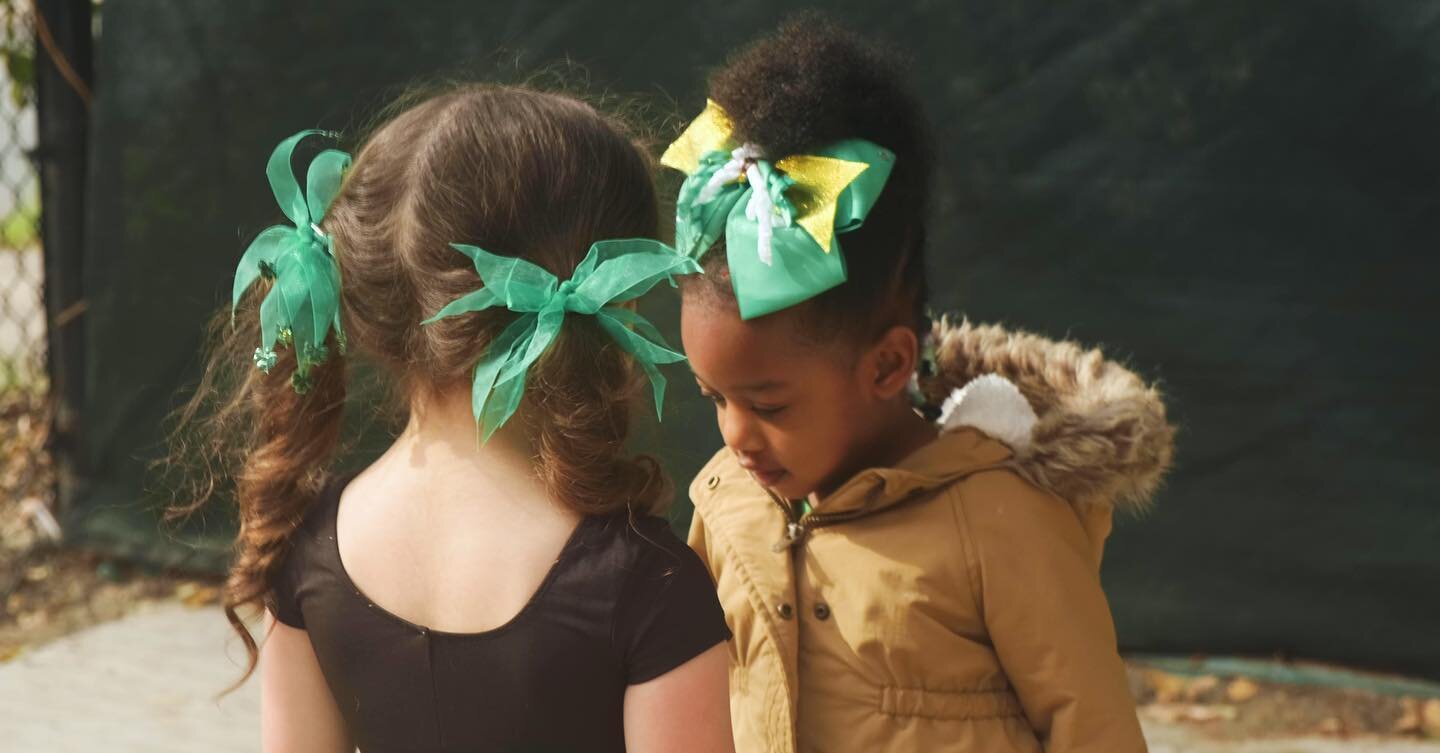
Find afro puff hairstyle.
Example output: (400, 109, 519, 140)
(686, 13, 934, 343)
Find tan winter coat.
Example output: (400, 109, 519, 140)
(688, 319, 1175, 753)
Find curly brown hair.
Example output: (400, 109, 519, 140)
(165, 83, 671, 687)
(683, 14, 935, 343)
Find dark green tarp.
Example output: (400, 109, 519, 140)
(74, 0, 1440, 677)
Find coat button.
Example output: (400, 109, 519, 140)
(814, 602, 831, 620)
(706, 475, 720, 490)
(777, 602, 794, 620)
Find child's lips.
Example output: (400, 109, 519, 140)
(740, 462, 788, 487)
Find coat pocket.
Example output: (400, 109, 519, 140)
(879, 685, 1025, 720)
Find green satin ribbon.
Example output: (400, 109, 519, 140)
(675, 138, 893, 320)
(663, 100, 896, 320)
(232, 130, 351, 393)
(422, 239, 700, 442)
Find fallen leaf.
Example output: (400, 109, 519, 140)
(1226, 677, 1260, 703)
(20, 498, 62, 542)
(1317, 717, 1344, 735)
(1394, 697, 1422, 735)
(1142, 703, 1238, 724)
(0, 644, 21, 663)
(1182, 705, 1239, 723)
(1150, 670, 1188, 704)
(179, 584, 220, 609)
(1186, 675, 1221, 701)
(1421, 699, 1440, 739)
(1141, 705, 1185, 724)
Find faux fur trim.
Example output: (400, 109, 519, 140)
(918, 317, 1176, 513)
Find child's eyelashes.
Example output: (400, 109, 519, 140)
(697, 387, 785, 419)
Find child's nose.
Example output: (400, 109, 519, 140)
(720, 408, 765, 454)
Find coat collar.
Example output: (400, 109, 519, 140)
(806, 427, 1014, 518)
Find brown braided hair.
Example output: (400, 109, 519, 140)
(165, 84, 671, 687)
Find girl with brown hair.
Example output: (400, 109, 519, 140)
(170, 85, 733, 753)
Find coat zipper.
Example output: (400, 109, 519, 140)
(767, 489, 872, 552)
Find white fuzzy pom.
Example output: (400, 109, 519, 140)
(745, 162, 776, 265)
(697, 143, 763, 204)
(937, 374, 1038, 451)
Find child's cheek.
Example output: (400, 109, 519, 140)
(790, 425, 834, 478)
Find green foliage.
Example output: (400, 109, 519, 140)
(0, 1, 35, 108)
(0, 199, 38, 248)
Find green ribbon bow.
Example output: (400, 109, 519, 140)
(662, 101, 895, 320)
(423, 239, 700, 442)
(232, 130, 351, 392)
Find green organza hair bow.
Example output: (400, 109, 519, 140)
(232, 130, 351, 393)
(423, 239, 700, 442)
(661, 100, 895, 320)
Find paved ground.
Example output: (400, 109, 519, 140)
(0, 602, 258, 753)
(1144, 726, 1440, 753)
(0, 601, 1436, 752)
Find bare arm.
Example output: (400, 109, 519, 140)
(623, 643, 734, 753)
(261, 611, 354, 753)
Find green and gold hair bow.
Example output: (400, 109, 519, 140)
(661, 100, 894, 320)
(232, 130, 351, 393)
(423, 239, 700, 442)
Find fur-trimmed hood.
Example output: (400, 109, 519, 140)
(914, 317, 1175, 513)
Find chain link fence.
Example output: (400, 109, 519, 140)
(1, 1, 58, 618)
(0, 1, 43, 397)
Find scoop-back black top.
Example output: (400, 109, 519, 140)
(268, 473, 730, 753)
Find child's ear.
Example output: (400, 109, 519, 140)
(865, 325, 920, 400)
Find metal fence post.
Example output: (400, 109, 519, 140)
(34, 0, 92, 518)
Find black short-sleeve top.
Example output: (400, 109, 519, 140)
(268, 473, 730, 753)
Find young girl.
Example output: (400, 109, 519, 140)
(171, 85, 734, 753)
(667, 19, 1175, 753)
